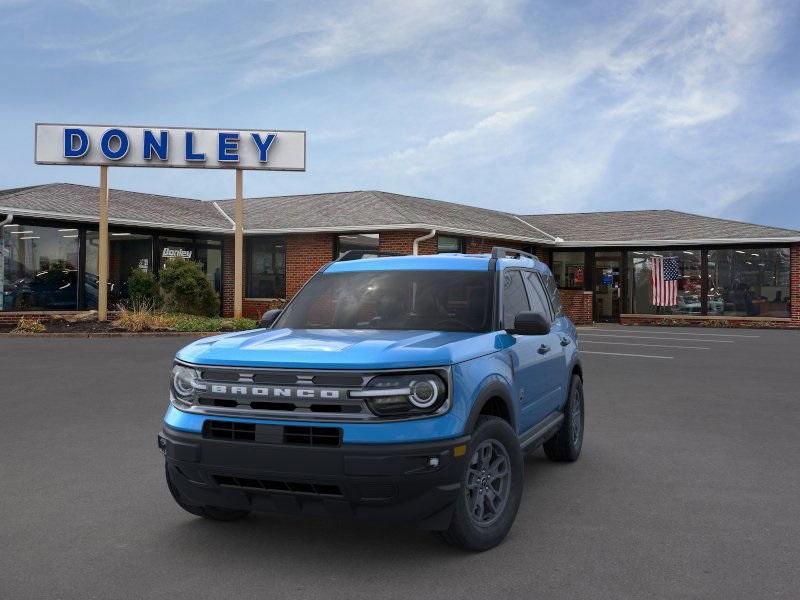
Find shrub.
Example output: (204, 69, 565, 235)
(127, 269, 162, 308)
(114, 304, 173, 332)
(159, 259, 220, 317)
(169, 314, 221, 332)
(229, 317, 258, 331)
(11, 317, 46, 334)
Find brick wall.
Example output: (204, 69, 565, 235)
(285, 234, 335, 297)
(464, 237, 525, 254)
(560, 290, 593, 325)
(377, 230, 437, 255)
(792, 244, 799, 325)
(619, 314, 799, 329)
(221, 237, 235, 317)
(241, 298, 287, 320)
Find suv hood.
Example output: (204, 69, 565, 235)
(176, 328, 500, 370)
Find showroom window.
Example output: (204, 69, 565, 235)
(437, 235, 464, 253)
(551, 251, 585, 289)
(707, 248, 790, 318)
(629, 249, 702, 315)
(85, 230, 154, 309)
(337, 233, 379, 258)
(196, 239, 223, 296)
(247, 236, 285, 298)
(1, 223, 80, 311)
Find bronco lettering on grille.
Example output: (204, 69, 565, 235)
(208, 384, 341, 400)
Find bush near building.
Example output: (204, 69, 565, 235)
(158, 259, 220, 317)
(127, 270, 162, 308)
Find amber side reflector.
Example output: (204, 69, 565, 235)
(453, 444, 467, 458)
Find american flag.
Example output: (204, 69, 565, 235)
(651, 256, 679, 306)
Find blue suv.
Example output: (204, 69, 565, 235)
(159, 247, 584, 550)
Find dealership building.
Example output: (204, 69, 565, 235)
(1, 182, 799, 328)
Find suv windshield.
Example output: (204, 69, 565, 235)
(275, 270, 493, 332)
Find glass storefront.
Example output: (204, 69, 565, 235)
(2, 223, 80, 310)
(247, 236, 285, 298)
(629, 249, 702, 315)
(551, 251, 585, 289)
(85, 230, 154, 308)
(594, 251, 622, 321)
(196, 240, 223, 297)
(707, 248, 790, 318)
(83, 232, 223, 311)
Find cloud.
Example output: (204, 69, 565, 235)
(376, 106, 536, 175)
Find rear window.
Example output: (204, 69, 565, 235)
(542, 272, 564, 317)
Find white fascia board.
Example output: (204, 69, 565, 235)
(243, 223, 549, 243)
(551, 237, 800, 246)
(0, 206, 231, 233)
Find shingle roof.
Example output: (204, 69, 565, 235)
(215, 190, 548, 242)
(0, 183, 230, 232)
(1, 183, 798, 244)
(520, 210, 800, 244)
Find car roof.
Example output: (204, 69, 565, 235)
(324, 253, 548, 274)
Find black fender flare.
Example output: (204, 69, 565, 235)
(464, 380, 516, 434)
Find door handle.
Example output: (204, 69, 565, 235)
(538, 344, 551, 354)
(560, 337, 570, 346)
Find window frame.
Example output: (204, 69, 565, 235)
(245, 235, 286, 299)
(437, 235, 465, 254)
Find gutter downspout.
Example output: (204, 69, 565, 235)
(412, 228, 436, 255)
(0, 213, 11, 227)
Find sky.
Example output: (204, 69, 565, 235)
(1, 0, 799, 229)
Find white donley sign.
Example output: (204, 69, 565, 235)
(34, 123, 306, 171)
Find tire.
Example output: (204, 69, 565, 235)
(165, 464, 250, 522)
(437, 416, 524, 551)
(543, 374, 584, 462)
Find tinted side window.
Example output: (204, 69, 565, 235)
(543, 272, 564, 317)
(502, 270, 530, 329)
(522, 271, 551, 322)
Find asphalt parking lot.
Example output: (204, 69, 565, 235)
(1, 326, 799, 600)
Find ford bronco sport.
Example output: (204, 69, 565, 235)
(159, 247, 584, 551)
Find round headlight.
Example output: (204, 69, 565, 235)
(409, 379, 439, 408)
(172, 365, 199, 398)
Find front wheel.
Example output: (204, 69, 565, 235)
(437, 416, 524, 551)
(543, 374, 584, 462)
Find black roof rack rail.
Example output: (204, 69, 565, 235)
(334, 250, 403, 262)
(490, 246, 537, 260)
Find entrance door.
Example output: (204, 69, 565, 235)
(593, 251, 622, 322)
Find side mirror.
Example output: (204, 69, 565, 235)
(508, 311, 550, 336)
(259, 308, 283, 329)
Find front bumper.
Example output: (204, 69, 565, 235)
(159, 425, 470, 530)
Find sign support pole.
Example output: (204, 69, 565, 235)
(98, 166, 109, 321)
(234, 168, 244, 319)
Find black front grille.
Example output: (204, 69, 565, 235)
(205, 420, 255, 441)
(284, 426, 342, 447)
(213, 475, 343, 497)
(203, 421, 342, 447)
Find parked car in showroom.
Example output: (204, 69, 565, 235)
(159, 248, 584, 551)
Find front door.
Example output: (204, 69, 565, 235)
(594, 251, 622, 322)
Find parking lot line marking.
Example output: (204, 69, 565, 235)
(581, 351, 674, 359)
(581, 340, 710, 350)
(580, 333, 734, 343)
(590, 329, 759, 338)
